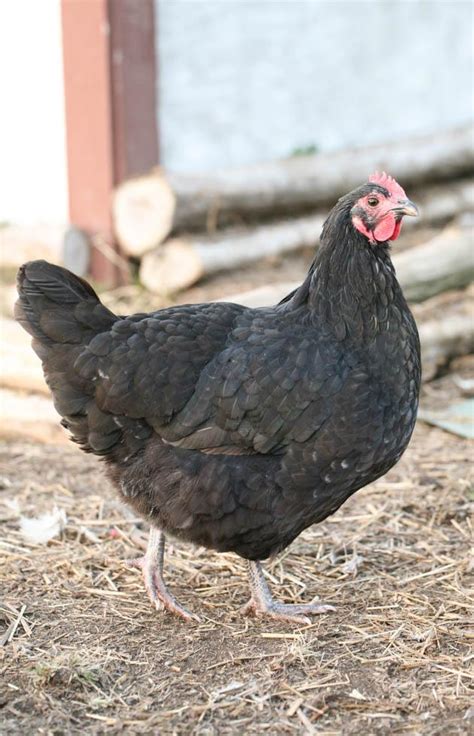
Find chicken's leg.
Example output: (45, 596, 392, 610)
(127, 528, 199, 622)
(241, 560, 335, 625)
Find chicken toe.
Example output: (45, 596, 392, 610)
(242, 560, 335, 625)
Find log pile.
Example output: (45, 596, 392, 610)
(111, 124, 473, 296)
(415, 286, 474, 381)
(390, 218, 474, 302)
(114, 124, 474, 255)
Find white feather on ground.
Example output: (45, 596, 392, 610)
(20, 507, 67, 544)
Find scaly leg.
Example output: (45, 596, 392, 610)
(127, 528, 199, 622)
(241, 560, 335, 625)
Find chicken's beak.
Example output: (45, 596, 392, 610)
(392, 199, 419, 217)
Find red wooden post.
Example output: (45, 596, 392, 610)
(61, 0, 158, 286)
(109, 0, 159, 184)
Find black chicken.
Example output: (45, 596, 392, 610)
(15, 172, 420, 624)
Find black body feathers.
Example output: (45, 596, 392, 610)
(15, 188, 420, 561)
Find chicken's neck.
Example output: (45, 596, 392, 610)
(287, 224, 408, 341)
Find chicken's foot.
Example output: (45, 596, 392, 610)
(241, 560, 335, 625)
(127, 528, 199, 622)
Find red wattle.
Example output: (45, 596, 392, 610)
(353, 213, 402, 243)
(373, 213, 402, 242)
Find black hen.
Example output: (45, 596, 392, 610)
(15, 172, 420, 623)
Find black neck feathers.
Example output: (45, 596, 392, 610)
(282, 197, 405, 342)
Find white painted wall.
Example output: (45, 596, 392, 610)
(157, 0, 474, 172)
(0, 0, 68, 225)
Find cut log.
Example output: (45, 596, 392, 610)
(419, 312, 474, 382)
(393, 222, 474, 302)
(411, 179, 474, 226)
(112, 170, 176, 257)
(414, 286, 474, 381)
(139, 214, 326, 294)
(114, 124, 474, 250)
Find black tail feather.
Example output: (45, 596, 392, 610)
(15, 260, 116, 345)
(14, 260, 126, 457)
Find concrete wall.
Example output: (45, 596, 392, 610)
(0, 0, 67, 225)
(156, 0, 473, 172)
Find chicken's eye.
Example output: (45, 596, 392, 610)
(367, 197, 379, 207)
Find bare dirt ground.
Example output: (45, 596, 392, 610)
(0, 415, 472, 735)
(1, 246, 472, 735)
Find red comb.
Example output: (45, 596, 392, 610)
(369, 171, 406, 199)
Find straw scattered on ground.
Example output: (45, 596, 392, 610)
(0, 412, 472, 735)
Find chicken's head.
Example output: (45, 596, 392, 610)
(350, 172, 418, 244)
